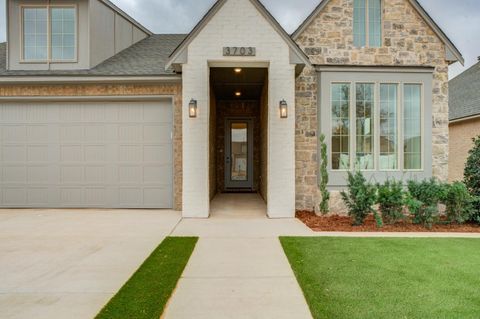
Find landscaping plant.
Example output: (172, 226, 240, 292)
(464, 135, 480, 223)
(341, 171, 378, 226)
(444, 182, 475, 224)
(318, 134, 330, 214)
(376, 180, 405, 225)
(406, 179, 448, 229)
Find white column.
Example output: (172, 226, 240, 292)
(182, 64, 211, 218)
(267, 64, 296, 218)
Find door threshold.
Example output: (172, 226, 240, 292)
(223, 189, 257, 193)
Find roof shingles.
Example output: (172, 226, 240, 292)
(0, 34, 187, 77)
(449, 61, 480, 121)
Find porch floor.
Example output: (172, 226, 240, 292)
(210, 193, 267, 219)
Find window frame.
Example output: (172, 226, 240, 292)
(20, 4, 78, 63)
(353, 0, 383, 48)
(320, 69, 433, 189)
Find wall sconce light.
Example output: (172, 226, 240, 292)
(189, 99, 197, 118)
(279, 100, 288, 118)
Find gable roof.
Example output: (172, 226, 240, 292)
(292, 0, 464, 65)
(449, 61, 480, 122)
(0, 35, 186, 78)
(165, 0, 311, 70)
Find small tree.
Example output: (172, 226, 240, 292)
(464, 136, 480, 223)
(318, 134, 330, 214)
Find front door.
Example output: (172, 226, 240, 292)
(225, 119, 254, 190)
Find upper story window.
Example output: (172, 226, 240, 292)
(353, 0, 382, 48)
(22, 6, 76, 62)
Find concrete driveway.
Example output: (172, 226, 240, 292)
(0, 209, 181, 319)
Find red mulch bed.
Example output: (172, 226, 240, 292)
(297, 211, 480, 233)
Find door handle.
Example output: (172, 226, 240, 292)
(226, 156, 231, 164)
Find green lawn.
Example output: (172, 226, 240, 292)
(281, 237, 480, 319)
(96, 237, 198, 319)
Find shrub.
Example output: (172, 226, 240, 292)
(318, 134, 330, 215)
(406, 179, 448, 229)
(341, 171, 377, 226)
(444, 182, 475, 224)
(377, 180, 405, 225)
(464, 136, 480, 223)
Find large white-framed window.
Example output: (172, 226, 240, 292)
(21, 5, 77, 62)
(353, 0, 382, 48)
(329, 82, 423, 172)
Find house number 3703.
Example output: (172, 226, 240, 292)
(223, 47, 256, 56)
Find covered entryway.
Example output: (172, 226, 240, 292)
(0, 99, 173, 208)
(209, 67, 268, 201)
(167, 0, 310, 218)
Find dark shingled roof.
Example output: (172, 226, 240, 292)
(0, 34, 187, 77)
(449, 61, 480, 121)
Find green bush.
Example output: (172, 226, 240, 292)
(341, 171, 377, 226)
(376, 180, 405, 225)
(406, 179, 448, 229)
(444, 182, 475, 224)
(464, 136, 480, 223)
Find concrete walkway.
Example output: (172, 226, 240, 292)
(163, 193, 313, 319)
(0, 209, 181, 319)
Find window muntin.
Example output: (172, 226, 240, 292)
(404, 84, 422, 170)
(51, 8, 76, 61)
(22, 6, 76, 62)
(355, 83, 375, 170)
(330, 82, 422, 172)
(353, 0, 382, 48)
(23, 8, 48, 61)
(379, 84, 398, 170)
(331, 83, 351, 170)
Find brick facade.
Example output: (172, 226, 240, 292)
(0, 83, 183, 210)
(449, 118, 480, 183)
(294, 0, 450, 212)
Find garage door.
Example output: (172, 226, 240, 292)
(0, 100, 173, 208)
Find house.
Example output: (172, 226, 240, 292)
(0, 0, 463, 217)
(449, 58, 480, 182)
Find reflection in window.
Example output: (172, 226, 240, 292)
(23, 8, 48, 60)
(404, 84, 422, 170)
(231, 123, 248, 181)
(380, 84, 398, 170)
(22, 6, 76, 61)
(51, 8, 76, 60)
(353, 0, 382, 47)
(355, 83, 374, 170)
(331, 83, 350, 170)
(353, 0, 367, 47)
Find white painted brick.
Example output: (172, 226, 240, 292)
(182, 0, 296, 218)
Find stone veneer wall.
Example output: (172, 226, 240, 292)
(294, 0, 450, 213)
(0, 83, 183, 210)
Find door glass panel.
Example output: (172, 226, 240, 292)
(230, 123, 248, 181)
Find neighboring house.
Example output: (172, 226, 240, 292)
(448, 59, 480, 182)
(0, 0, 463, 217)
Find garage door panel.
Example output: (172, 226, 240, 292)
(0, 101, 173, 208)
(3, 166, 27, 183)
(3, 146, 26, 162)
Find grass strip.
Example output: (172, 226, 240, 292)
(280, 237, 480, 319)
(96, 236, 198, 319)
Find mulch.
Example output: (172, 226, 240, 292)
(297, 211, 480, 233)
